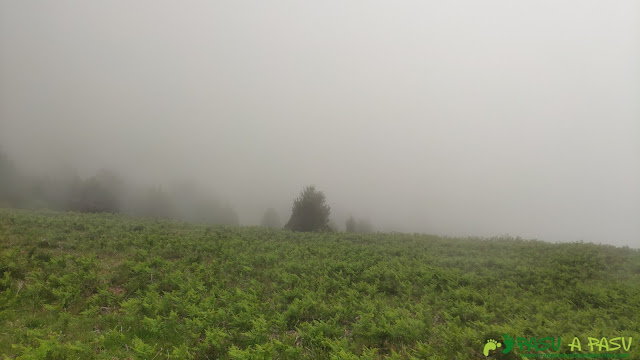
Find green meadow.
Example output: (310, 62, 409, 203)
(1, 208, 638, 359)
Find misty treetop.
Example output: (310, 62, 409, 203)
(261, 207, 281, 229)
(346, 215, 375, 233)
(285, 185, 331, 232)
(346, 215, 357, 233)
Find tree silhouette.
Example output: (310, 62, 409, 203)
(261, 208, 282, 229)
(285, 185, 331, 232)
(346, 215, 356, 233)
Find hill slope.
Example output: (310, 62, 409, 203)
(1, 209, 638, 359)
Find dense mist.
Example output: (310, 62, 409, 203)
(1, 1, 639, 247)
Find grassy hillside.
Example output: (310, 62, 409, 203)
(0, 209, 638, 359)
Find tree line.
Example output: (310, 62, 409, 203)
(1, 149, 374, 232)
(0, 149, 238, 225)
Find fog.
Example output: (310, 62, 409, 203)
(1, 1, 639, 247)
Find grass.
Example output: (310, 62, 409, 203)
(0, 208, 638, 359)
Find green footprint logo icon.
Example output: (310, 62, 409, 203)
(502, 334, 515, 354)
(483, 339, 502, 356)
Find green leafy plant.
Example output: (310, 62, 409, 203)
(0, 208, 638, 359)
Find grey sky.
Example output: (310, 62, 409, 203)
(1, 1, 639, 247)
